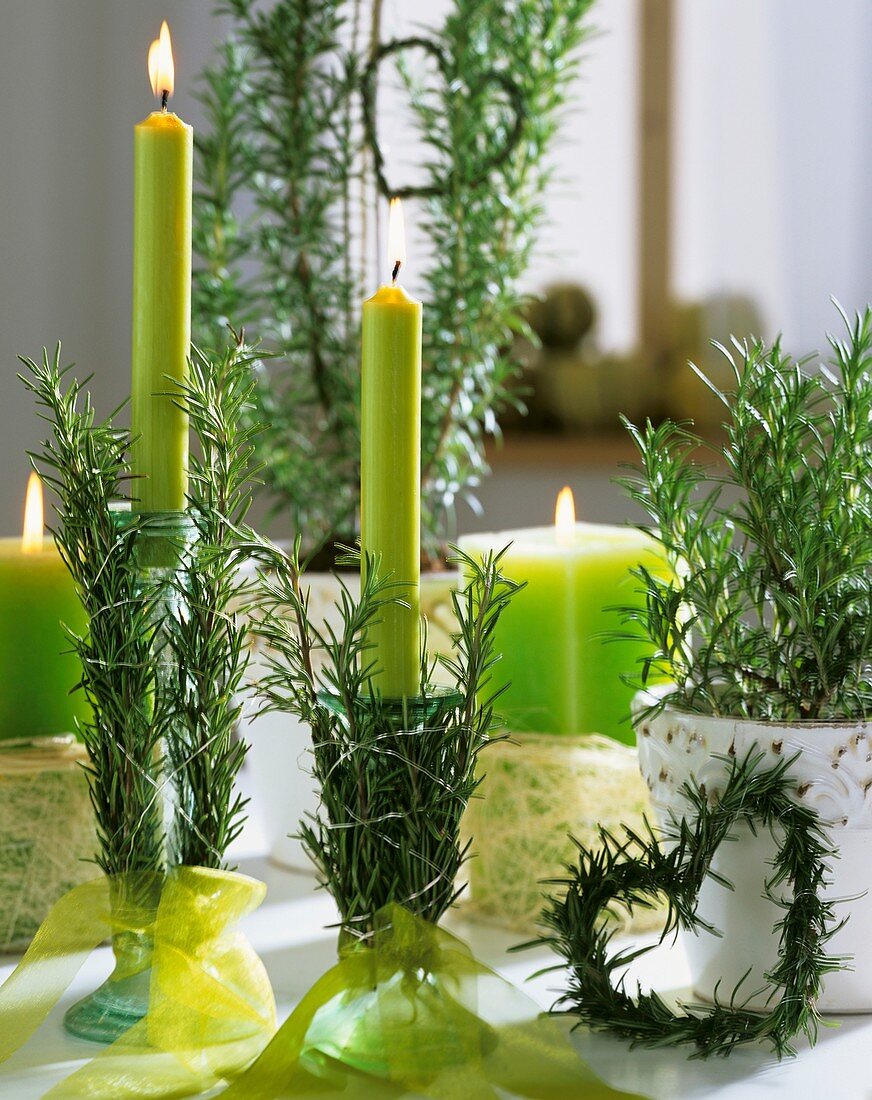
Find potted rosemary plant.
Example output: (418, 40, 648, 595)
(531, 306, 871, 1059)
(621, 306, 871, 1014)
(193, 0, 592, 556)
(193, 0, 593, 863)
(567, 301, 866, 1012)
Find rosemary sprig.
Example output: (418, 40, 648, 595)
(249, 541, 522, 939)
(618, 304, 872, 722)
(164, 334, 262, 869)
(531, 752, 842, 1058)
(20, 348, 166, 878)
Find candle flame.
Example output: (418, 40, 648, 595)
(554, 486, 576, 546)
(387, 197, 406, 281)
(148, 21, 175, 101)
(22, 472, 44, 554)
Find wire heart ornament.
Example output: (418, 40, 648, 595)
(362, 35, 526, 201)
(533, 752, 844, 1057)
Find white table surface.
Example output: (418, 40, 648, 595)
(2, 811, 872, 1100)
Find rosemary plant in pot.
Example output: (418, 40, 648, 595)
(528, 308, 870, 1060)
(193, 0, 593, 865)
(624, 306, 872, 1014)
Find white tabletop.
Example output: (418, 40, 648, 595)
(2, 817, 871, 1099)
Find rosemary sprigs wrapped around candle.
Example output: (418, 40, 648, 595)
(21, 335, 262, 878)
(249, 541, 522, 940)
(10, 339, 275, 1069)
(23, 350, 165, 880)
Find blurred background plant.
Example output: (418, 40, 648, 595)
(1, 3, 868, 538)
(192, 0, 593, 562)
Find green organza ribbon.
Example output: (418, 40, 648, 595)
(220, 905, 644, 1100)
(0, 866, 276, 1098)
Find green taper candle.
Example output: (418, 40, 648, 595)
(360, 199, 422, 698)
(130, 22, 192, 513)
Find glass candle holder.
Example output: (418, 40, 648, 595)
(297, 688, 473, 1079)
(63, 873, 164, 1045)
(300, 921, 494, 1084)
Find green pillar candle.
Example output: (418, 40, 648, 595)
(130, 22, 192, 514)
(459, 489, 672, 743)
(0, 475, 89, 741)
(360, 199, 422, 698)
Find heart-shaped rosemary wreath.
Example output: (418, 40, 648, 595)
(529, 752, 843, 1058)
(362, 35, 525, 200)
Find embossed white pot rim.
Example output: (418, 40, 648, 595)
(634, 685, 872, 828)
(634, 685, 872, 1013)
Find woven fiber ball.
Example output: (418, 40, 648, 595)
(0, 739, 96, 952)
(461, 733, 663, 936)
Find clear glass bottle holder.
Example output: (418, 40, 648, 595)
(303, 688, 469, 1080)
(63, 875, 163, 1045)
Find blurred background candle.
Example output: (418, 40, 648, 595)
(0, 474, 89, 741)
(360, 198, 422, 698)
(459, 487, 670, 743)
(130, 21, 192, 514)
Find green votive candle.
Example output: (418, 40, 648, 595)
(130, 22, 192, 514)
(0, 475, 89, 741)
(459, 489, 672, 744)
(360, 199, 422, 698)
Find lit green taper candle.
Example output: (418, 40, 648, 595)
(131, 21, 192, 513)
(361, 199, 422, 698)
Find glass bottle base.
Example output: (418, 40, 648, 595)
(300, 967, 495, 1080)
(63, 967, 152, 1045)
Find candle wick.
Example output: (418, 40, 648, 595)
(161, 89, 169, 112)
(391, 259, 401, 284)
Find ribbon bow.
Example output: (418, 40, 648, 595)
(219, 904, 643, 1099)
(0, 866, 276, 1098)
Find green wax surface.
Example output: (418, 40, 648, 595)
(460, 524, 670, 742)
(360, 284, 422, 698)
(130, 110, 192, 513)
(0, 540, 89, 741)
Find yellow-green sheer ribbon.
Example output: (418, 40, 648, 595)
(0, 866, 276, 1098)
(0, 877, 112, 1058)
(220, 905, 645, 1100)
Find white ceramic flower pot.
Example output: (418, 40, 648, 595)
(635, 688, 872, 1013)
(242, 571, 458, 870)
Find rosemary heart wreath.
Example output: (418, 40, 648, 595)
(529, 752, 843, 1058)
(361, 36, 525, 201)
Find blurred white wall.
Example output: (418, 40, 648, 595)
(674, 0, 872, 352)
(0, 1, 226, 531)
(0, 0, 868, 531)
